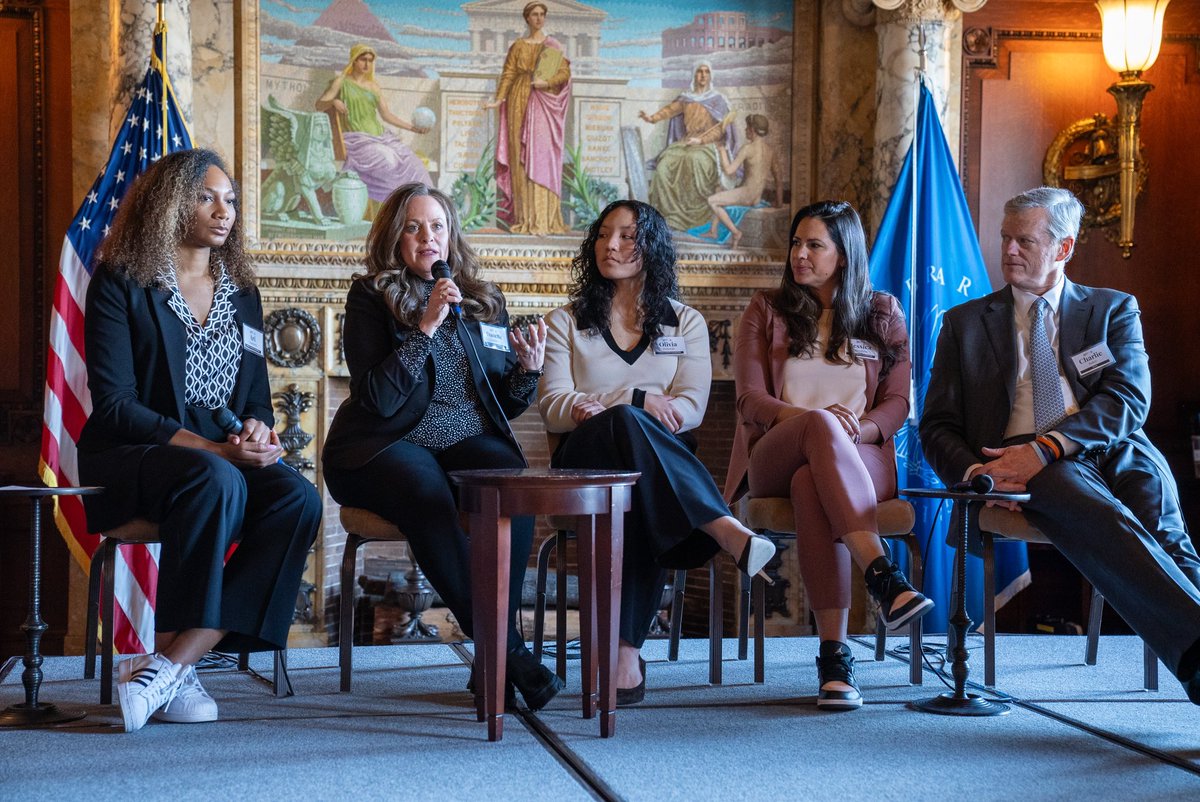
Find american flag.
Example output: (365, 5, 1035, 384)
(38, 18, 193, 655)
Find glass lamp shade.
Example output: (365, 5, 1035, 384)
(1096, 0, 1171, 75)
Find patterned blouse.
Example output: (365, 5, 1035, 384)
(399, 279, 537, 451)
(164, 267, 241, 410)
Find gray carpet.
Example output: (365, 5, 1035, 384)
(3, 636, 1199, 800)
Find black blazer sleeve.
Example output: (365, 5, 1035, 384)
(83, 267, 184, 446)
(343, 279, 429, 419)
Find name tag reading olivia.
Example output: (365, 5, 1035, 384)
(850, 339, 879, 360)
(1071, 341, 1115, 376)
(479, 323, 511, 352)
(652, 336, 686, 356)
(242, 324, 264, 357)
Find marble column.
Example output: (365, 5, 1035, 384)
(859, 0, 986, 234)
(114, 0, 193, 133)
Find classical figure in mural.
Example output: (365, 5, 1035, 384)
(640, 62, 735, 232)
(316, 43, 432, 219)
(482, 1, 571, 236)
(695, 114, 783, 247)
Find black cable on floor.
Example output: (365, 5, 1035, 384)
(863, 634, 1200, 778)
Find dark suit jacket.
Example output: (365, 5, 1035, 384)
(77, 265, 275, 530)
(322, 278, 533, 471)
(920, 279, 1171, 486)
(724, 290, 912, 503)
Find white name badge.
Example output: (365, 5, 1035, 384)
(850, 339, 879, 360)
(242, 324, 264, 357)
(1071, 341, 1115, 376)
(652, 335, 686, 355)
(479, 323, 511, 352)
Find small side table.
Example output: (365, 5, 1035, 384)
(900, 485, 1030, 717)
(449, 468, 638, 742)
(0, 484, 102, 728)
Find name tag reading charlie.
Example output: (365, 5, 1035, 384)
(652, 336, 686, 356)
(242, 324, 264, 357)
(850, 339, 879, 360)
(479, 323, 511, 352)
(1071, 341, 1115, 376)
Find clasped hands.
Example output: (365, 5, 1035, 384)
(217, 417, 281, 469)
(970, 443, 1046, 511)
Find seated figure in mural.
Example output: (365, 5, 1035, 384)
(483, 2, 572, 236)
(316, 43, 431, 219)
(639, 62, 735, 232)
(694, 113, 783, 248)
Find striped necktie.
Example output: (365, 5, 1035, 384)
(1030, 297, 1066, 434)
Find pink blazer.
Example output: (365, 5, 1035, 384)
(723, 290, 912, 503)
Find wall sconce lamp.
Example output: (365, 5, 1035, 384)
(1044, 1, 1169, 258)
(1096, 0, 1170, 258)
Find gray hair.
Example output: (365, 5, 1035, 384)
(1004, 187, 1085, 259)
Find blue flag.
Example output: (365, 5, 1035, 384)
(41, 18, 193, 655)
(868, 83, 1029, 634)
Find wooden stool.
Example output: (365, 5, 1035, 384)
(84, 519, 290, 703)
(337, 506, 411, 692)
(742, 496, 924, 684)
(450, 468, 638, 742)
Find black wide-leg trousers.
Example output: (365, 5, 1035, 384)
(552, 405, 726, 648)
(84, 445, 322, 653)
(324, 433, 534, 651)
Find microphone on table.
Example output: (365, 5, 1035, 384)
(430, 260, 462, 318)
(212, 407, 244, 437)
(951, 474, 995, 494)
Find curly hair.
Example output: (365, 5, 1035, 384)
(360, 183, 504, 327)
(568, 200, 680, 339)
(97, 148, 253, 288)
(769, 200, 900, 375)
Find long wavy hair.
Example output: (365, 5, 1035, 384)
(568, 200, 680, 339)
(360, 183, 504, 327)
(97, 148, 253, 289)
(769, 200, 900, 374)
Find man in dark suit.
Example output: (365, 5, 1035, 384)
(920, 186, 1200, 701)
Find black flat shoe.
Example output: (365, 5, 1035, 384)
(506, 646, 564, 712)
(616, 657, 646, 706)
(466, 668, 518, 710)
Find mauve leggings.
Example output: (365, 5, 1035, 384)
(746, 409, 895, 609)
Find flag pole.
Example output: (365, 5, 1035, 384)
(155, 0, 168, 156)
(907, 25, 926, 423)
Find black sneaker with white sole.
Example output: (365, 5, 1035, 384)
(815, 641, 863, 711)
(864, 556, 934, 631)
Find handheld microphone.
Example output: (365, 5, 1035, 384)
(430, 260, 461, 318)
(212, 407, 244, 437)
(951, 474, 995, 494)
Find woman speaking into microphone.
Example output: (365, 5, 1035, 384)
(78, 148, 322, 732)
(322, 182, 563, 710)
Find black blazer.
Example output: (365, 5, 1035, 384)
(77, 265, 274, 529)
(322, 278, 533, 471)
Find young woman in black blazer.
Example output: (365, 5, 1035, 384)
(77, 149, 322, 732)
(322, 182, 563, 711)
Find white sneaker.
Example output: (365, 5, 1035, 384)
(152, 665, 218, 724)
(117, 653, 183, 732)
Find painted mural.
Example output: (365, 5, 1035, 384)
(254, 0, 793, 254)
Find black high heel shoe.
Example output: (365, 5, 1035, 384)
(736, 534, 776, 584)
(616, 657, 646, 706)
(506, 645, 564, 712)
